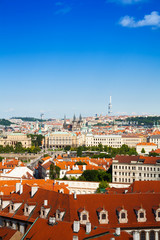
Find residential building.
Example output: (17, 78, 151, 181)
(149, 134, 160, 148)
(122, 135, 146, 148)
(112, 155, 160, 184)
(85, 134, 122, 148)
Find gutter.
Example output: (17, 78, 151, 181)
(21, 217, 39, 240)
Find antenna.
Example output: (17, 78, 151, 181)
(108, 96, 112, 116)
(40, 113, 44, 132)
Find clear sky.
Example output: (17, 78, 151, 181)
(0, 0, 160, 119)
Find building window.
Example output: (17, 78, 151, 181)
(149, 231, 155, 240)
(102, 214, 106, 219)
(140, 212, 144, 218)
(121, 213, 126, 219)
(82, 214, 87, 221)
(140, 231, 145, 240)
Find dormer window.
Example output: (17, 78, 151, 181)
(40, 206, 50, 219)
(78, 208, 89, 224)
(55, 209, 65, 221)
(135, 207, 146, 222)
(97, 208, 109, 224)
(153, 206, 160, 221)
(117, 208, 128, 224)
(9, 201, 22, 213)
(24, 203, 36, 217)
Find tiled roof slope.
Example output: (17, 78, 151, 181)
(0, 185, 160, 229)
(23, 218, 133, 240)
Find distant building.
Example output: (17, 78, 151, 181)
(43, 132, 77, 149)
(122, 135, 146, 148)
(85, 134, 122, 148)
(136, 142, 157, 154)
(148, 134, 160, 148)
(0, 133, 31, 148)
(63, 114, 83, 131)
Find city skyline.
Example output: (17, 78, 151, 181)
(0, 0, 160, 118)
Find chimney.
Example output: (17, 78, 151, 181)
(86, 222, 91, 234)
(73, 221, 80, 233)
(44, 200, 48, 206)
(74, 192, 77, 200)
(31, 186, 38, 197)
(48, 217, 56, 225)
(16, 183, 21, 193)
(133, 231, 140, 240)
(20, 184, 23, 194)
(73, 236, 78, 240)
(115, 228, 120, 236)
(110, 238, 115, 240)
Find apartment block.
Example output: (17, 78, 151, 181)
(112, 155, 160, 184)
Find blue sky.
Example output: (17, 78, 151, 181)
(0, 0, 160, 118)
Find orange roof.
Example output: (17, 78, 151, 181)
(137, 142, 157, 146)
(66, 170, 83, 174)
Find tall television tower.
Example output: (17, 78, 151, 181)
(108, 96, 112, 115)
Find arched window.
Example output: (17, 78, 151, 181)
(150, 231, 155, 240)
(140, 231, 145, 240)
(102, 214, 106, 220)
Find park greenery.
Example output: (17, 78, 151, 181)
(62, 167, 112, 183)
(0, 142, 41, 154)
(65, 144, 137, 158)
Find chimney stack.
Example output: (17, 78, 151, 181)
(48, 217, 56, 225)
(16, 183, 21, 193)
(86, 222, 91, 234)
(73, 221, 80, 233)
(74, 192, 77, 200)
(73, 236, 78, 240)
(44, 200, 48, 206)
(31, 186, 38, 197)
(20, 184, 23, 194)
(115, 228, 120, 236)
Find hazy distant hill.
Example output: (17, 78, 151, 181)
(11, 117, 46, 122)
(0, 119, 12, 126)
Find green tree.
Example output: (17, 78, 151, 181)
(141, 148, 145, 154)
(64, 145, 71, 151)
(77, 146, 83, 157)
(98, 143, 103, 152)
(97, 180, 110, 193)
(49, 163, 61, 179)
(81, 170, 99, 182)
